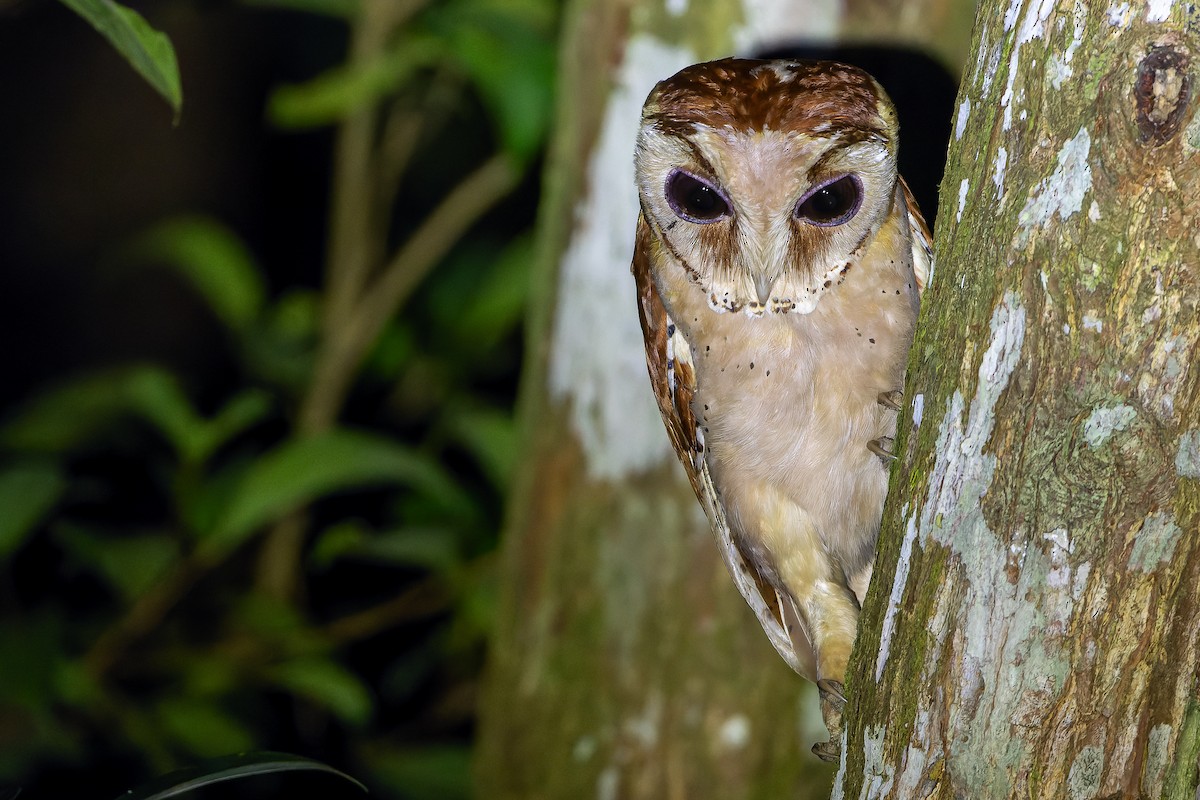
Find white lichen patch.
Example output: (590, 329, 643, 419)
(1088, 200, 1101, 221)
(1082, 404, 1136, 447)
(858, 725, 896, 799)
(1000, 0, 1054, 130)
(994, 146, 1009, 196)
(1082, 313, 1103, 333)
(1017, 127, 1093, 243)
(893, 710, 933, 797)
(955, 98, 972, 140)
(549, 37, 694, 479)
(913, 393, 925, 427)
(1146, 0, 1174, 21)
(665, 0, 688, 14)
(717, 714, 751, 750)
(1175, 429, 1200, 477)
(597, 765, 619, 800)
(1067, 744, 1104, 800)
(1136, 333, 1189, 420)
(1185, 105, 1200, 152)
(573, 735, 598, 762)
(1128, 511, 1182, 572)
(957, 178, 970, 222)
(1107, 0, 1133, 25)
(1142, 723, 1172, 793)
(1042, 528, 1083, 632)
(1048, 0, 1086, 89)
(831, 729, 850, 795)
(980, 37, 1004, 97)
(622, 691, 662, 748)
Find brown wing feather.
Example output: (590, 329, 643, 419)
(632, 215, 703, 497)
(899, 176, 932, 293)
(632, 214, 814, 678)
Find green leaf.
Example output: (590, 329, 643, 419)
(155, 698, 255, 759)
(311, 523, 460, 572)
(55, 526, 179, 602)
(308, 520, 368, 569)
(268, 37, 441, 129)
(456, 235, 533, 348)
(116, 752, 366, 800)
(267, 658, 372, 725)
(0, 462, 67, 558)
(122, 368, 207, 460)
(122, 216, 266, 332)
(243, 290, 320, 391)
(2, 367, 271, 465)
(57, 0, 182, 120)
(1, 369, 147, 453)
(204, 430, 464, 553)
(443, 406, 517, 488)
(432, 1, 555, 160)
(179, 454, 254, 539)
(199, 390, 274, 460)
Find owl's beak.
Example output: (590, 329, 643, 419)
(753, 273, 776, 306)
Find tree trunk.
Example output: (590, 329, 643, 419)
(840, 2, 1200, 798)
(474, 1, 971, 798)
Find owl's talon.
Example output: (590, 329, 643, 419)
(811, 739, 841, 762)
(877, 389, 903, 410)
(813, 679, 847, 762)
(817, 678, 847, 710)
(868, 437, 896, 462)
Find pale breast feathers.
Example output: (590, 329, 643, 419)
(632, 214, 812, 675)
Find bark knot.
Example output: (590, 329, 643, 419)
(1135, 45, 1192, 146)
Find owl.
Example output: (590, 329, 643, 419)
(632, 58, 930, 760)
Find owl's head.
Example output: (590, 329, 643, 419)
(635, 58, 902, 316)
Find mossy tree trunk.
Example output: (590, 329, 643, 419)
(840, 1, 1200, 798)
(474, 0, 971, 798)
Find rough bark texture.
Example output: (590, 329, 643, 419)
(840, 1, 1200, 798)
(473, 0, 972, 797)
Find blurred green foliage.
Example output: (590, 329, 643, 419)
(58, 0, 182, 119)
(1, 0, 558, 796)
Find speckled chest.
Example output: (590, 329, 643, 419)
(658, 233, 919, 548)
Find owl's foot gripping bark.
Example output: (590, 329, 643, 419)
(868, 437, 896, 462)
(870, 390, 903, 462)
(811, 679, 846, 762)
(876, 389, 904, 410)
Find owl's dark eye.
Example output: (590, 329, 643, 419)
(665, 170, 730, 223)
(795, 175, 862, 226)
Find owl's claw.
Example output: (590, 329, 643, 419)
(877, 389, 904, 410)
(868, 437, 896, 462)
(812, 679, 847, 762)
(811, 740, 841, 762)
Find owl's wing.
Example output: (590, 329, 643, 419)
(899, 177, 932, 293)
(632, 214, 815, 679)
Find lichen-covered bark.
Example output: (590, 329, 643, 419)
(841, 2, 1200, 798)
(473, 0, 973, 796)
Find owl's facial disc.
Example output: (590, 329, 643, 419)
(665, 169, 731, 223)
(794, 174, 862, 227)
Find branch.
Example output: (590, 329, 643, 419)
(299, 151, 521, 436)
(256, 153, 520, 601)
